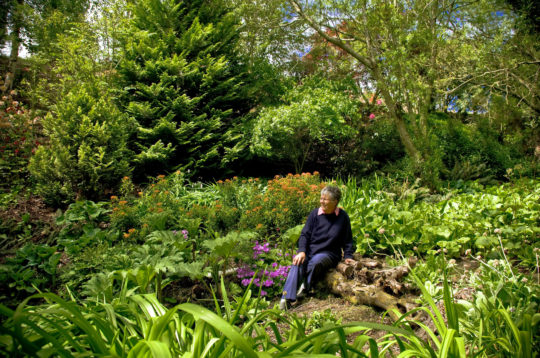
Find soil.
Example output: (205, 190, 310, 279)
(0, 194, 58, 254)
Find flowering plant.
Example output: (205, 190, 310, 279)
(236, 240, 291, 298)
(0, 94, 41, 186)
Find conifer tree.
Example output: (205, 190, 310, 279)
(118, 0, 255, 180)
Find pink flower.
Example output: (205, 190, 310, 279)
(369, 113, 376, 119)
(376, 99, 382, 105)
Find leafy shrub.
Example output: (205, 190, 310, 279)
(237, 172, 323, 234)
(430, 115, 520, 181)
(251, 76, 359, 173)
(110, 172, 215, 241)
(29, 85, 134, 205)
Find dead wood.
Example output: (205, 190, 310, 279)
(324, 256, 417, 321)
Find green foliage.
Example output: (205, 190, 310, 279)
(341, 176, 540, 262)
(251, 76, 359, 173)
(55, 200, 111, 254)
(29, 83, 133, 204)
(0, 243, 60, 302)
(24, 22, 133, 205)
(117, 0, 256, 180)
(236, 173, 323, 235)
(204, 230, 256, 289)
(0, 277, 407, 357)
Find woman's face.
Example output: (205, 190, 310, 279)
(320, 193, 338, 214)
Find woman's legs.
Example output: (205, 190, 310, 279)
(281, 252, 338, 301)
(304, 252, 338, 291)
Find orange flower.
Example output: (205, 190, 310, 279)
(123, 233, 130, 238)
(128, 228, 136, 233)
(313, 171, 320, 176)
(175, 170, 181, 175)
(256, 223, 264, 230)
(119, 200, 127, 205)
(283, 208, 289, 212)
(255, 178, 259, 181)
(110, 195, 118, 200)
(138, 191, 143, 196)
(233, 176, 238, 180)
(156, 202, 162, 206)
(157, 174, 165, 179)
(123, 176, 130, 181)
(217, 180, 223, 184)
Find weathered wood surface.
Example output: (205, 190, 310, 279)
(324, 254, 417, 321)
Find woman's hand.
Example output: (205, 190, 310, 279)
(292, 252, 306, 266)
(344, 258, 356, 265)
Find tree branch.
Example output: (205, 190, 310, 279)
(288, 0, 373, 70)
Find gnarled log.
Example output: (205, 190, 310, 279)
(324, 257, 417, 321)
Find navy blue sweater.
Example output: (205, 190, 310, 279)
(297, 208, 355, 260)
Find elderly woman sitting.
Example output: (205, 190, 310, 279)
(280, 185, 356, 309)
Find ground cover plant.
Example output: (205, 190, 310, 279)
(1, 172, 538, 356)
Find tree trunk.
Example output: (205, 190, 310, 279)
(5, 0, 23, 92)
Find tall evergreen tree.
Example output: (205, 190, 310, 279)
(118, 0, 255, 180)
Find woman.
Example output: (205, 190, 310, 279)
(280, 185, 356, 309)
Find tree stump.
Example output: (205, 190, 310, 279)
(324, 254, 417, 321)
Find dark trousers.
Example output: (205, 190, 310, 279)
(281, 252, 339, 301)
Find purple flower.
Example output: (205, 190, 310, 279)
(260, 290, 267, 296)
(182, 229, 189, 239)
(271, 262, 278, 268)
(241, 278, 251, 286)
(263, 279, 273, 287)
